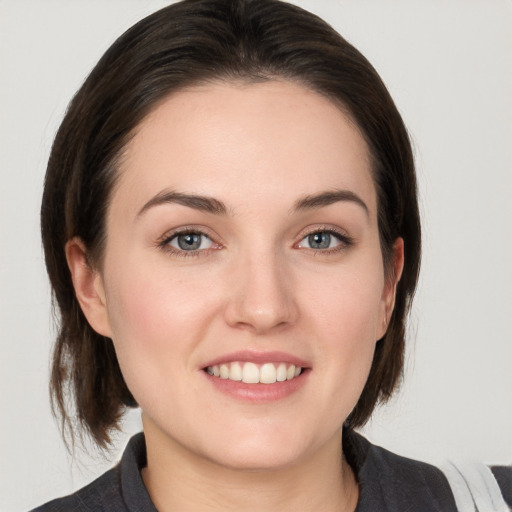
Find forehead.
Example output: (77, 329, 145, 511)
(113, 80, 376, 219)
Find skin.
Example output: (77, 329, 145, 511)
(67, 80, 403, 512)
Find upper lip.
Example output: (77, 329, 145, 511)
(202, 350, 310, 369)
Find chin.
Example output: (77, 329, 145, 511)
(205, 442, 306, 472)
(194, 423, 323, 472)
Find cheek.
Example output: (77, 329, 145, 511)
(106, 275, 168, 350)
(104, 273, 171, 400)
(101, 264, 220, 417)
(318, 284, 381, 377)
(300, 262, 385, 405)
(304, 263, 385, 345)
(102, 263, 218, 382)
(106, 262, 211, 335)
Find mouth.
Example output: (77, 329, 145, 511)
(204, 361, 303, 384)
(201, 351, 310, 402)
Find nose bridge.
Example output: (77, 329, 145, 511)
(224, 243, 298, 333)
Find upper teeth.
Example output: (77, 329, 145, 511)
(206, 362, 302, 384)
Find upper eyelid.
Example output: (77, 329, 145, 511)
(157, 224, 352, 248)
(159, 225, 219, 244)
(295, 224, 351, 240)
(158, 229, 221, 257)
(295, 227, 355, 250)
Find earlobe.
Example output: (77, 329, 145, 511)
(65, 237, 112, 338)
(378, 237, 405, 338)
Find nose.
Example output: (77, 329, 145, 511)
(223, 251, 299, 334)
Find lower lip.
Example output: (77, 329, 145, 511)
(203, 370, 309, 403)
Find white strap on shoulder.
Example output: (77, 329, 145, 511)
(440, 461, 510, 512)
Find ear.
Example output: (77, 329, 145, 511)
(65, 237, 112, 338)
(377, 237, 405, 339)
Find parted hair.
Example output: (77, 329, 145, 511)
(41, 0, 421, 448)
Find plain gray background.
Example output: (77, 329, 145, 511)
(1, 1, 511, 510)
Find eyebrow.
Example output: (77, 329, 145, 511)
(137, 190, 228, 217)
(293, 189, 369, 216)
(137, 188, 368, 218)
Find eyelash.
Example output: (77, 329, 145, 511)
(158, 228, 219, 258)
(296, 227, 354, 255)
(157, 226, 354, 258)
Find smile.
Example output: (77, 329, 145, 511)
(205, 361, 303, 384)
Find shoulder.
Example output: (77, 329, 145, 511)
(30, 466, 123, 512)
(344, 429, 458, 511)
(30, 433, 154, 512)
(442, 462, 512, 511)
(491, 465, 512, 507)
(345, 429, 512, 512)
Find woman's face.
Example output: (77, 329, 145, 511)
(85, 81, 401, 470)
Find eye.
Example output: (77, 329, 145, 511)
(297, 230, 351, 251)
(167, 232, 215, 252)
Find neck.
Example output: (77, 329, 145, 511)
(141, 418, 359, 512)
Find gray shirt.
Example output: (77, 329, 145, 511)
(32, 430, 511, 511)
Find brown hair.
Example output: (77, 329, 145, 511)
(41, 0, 421, 448)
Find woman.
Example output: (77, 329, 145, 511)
(30, 0, 510, 510)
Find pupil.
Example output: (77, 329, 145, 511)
(178, 233, 201, 250)
(309, 232, 330, 249)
